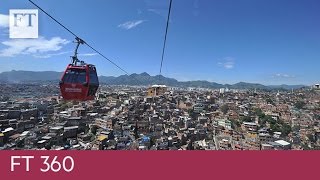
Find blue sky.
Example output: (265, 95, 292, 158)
(0, 0, 320, 85)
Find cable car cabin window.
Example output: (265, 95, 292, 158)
(63, 69, 87, 84)
(89, 69, 99, 85)
(87, 67, 99, 96)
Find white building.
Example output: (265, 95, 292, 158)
(219, 88, 225, 94)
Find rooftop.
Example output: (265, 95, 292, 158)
(37, 140, 47, 144)
(275, 140, 290, 146)
(243, 122, 257, 126)
(2, 127, 14, 133)
(50, 126, 64, 130)
(97, 135, 108, 141)
(151, 85, 167, 88)
(64, 126, 79, 130)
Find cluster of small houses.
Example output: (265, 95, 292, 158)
(1, 85, 320, 150)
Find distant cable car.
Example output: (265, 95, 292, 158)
(59, 37, 99, 101)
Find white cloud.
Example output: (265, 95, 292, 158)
(218, 57, 235, 69)
(33, 51, 71, 59)
(272, 73, 295, 78)
(0, 36, 70, 57)
(33, 52, 98, 59)
(145, 0, 168, 18)
(148, 8, 161, 14)
(0, 14, 9, 28)
(148, 8, 170, 19)
(118, 20, 146, 30)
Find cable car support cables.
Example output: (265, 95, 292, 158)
(28, 0, 129, 75)
(159, 0, 173, 76)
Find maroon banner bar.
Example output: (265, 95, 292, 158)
(0, 151, 318, 180)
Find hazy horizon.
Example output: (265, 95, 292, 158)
(0, 69, 313, 86)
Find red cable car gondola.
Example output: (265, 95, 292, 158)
(59, 38, 99, 101)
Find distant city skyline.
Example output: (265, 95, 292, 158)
(1, 0, 320, 85)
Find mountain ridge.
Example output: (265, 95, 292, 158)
(0, 70, 306, 90)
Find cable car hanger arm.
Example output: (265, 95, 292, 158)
(72, 37, 85, 66)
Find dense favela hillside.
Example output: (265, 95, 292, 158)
(0, 70, 306, 90)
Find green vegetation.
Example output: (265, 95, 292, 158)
(268, 119, 292, 136)
(302, 143, 311, 150)
(188, 109, 198, 119)
(255, 108, 292, 136)
(259, 115, 275, 126)
(240, 116, 253, 123)
(294, 101, 306, 109)
(292, 125, 300, 132)
(91, 125, 98, 135)
(270, 123, 281, 133)
(60, 102, 71, 111)
(266, 98, 275, 105)
(307, 133, 316, 143)
(220, 104, 229, 115)
(230, 119, 241, 129)
(16, 139, 25, 148)
(253, 108, 264, 118)
(281, 124, 292, 137)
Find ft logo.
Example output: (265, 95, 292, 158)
(9, 9, 38, 38)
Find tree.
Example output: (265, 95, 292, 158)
(270, 123, 281, 133)
(259, 115, 274, 126)
(268, 117, 277, 125)
(254, 108, 265, 118)
(91, 125, 98, 135)
(60, 103, 68, 111)
(150, 137, 156, 147)
(188, 109, 198, 119)
(187, 140, 194, 150)
(134, 121, 139, 139)
(230, 119, 241, 129)
(281, 124, 292, 136)
(16, 139, 24, 148)
(241, 116, 253, 123)
(209, 97, 216, 104)
(307, 133, 316, 143)
(266, 98, 275, 105)
(294, 101, 306, 109)
(21, 102, 30, 109)
(292, 125, 300, 132)
(45, 143, 52, 150)
(302, 143, 311, 150)
(220, 104, 229, 115)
